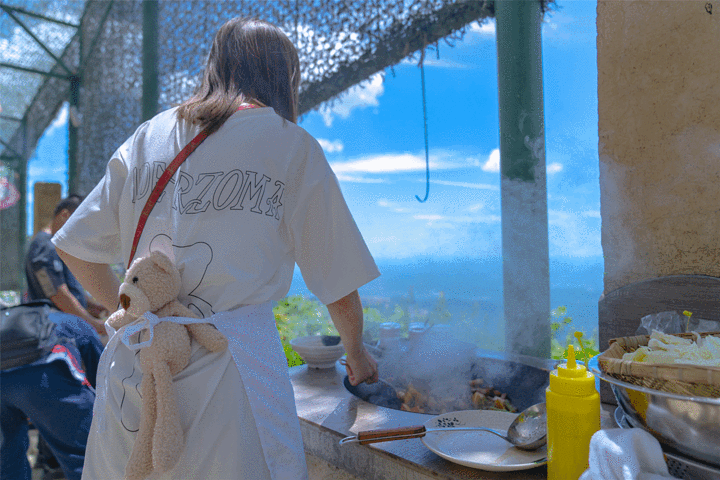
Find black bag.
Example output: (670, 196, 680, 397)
(0, 300, 61, 370)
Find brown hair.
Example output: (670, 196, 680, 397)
(54, 194, 83, 216)
(176, 17, 300, 135)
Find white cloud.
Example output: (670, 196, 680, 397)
(27, 163, 65, 177)
(448, 214, 499, 225)
(410, 209, 501, 225)
(431, 179, 498, 191)
(319, 73, 384, 127)
(547, 162, 563, 174)
(548, 209, 602, 257)
(376, 198, 412, 214)
(335, 174, 387, 183)
(331, 153, 420, 174)
(363, 197, 505, 259)
(317, 138, 344, 153)
(329, 149, 506, 183)
(479, 151, 562, 175)
(376, 198, 500, 225)
(45, 103, 69, 137)
(413, 213, 501, 225)
(470, 19, 496, 36)
(400, 56, 471, 69)
(541, 10, 597, 45)
(414, 214, 444, 221)
(481, 149, 500, 173)
(468, 203, 484, 212)
(330, 152, 452, 175)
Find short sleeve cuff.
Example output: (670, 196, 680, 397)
(52, 232, 123, 265)
(310, 264, 381, 306)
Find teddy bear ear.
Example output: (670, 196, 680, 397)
(149, 250, 178, 274)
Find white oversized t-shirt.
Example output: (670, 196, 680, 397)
(53, 107, 380, 315)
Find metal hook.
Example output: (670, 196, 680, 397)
(415, 46, 430, 203)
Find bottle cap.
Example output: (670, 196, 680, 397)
(549, 345, 597, 396)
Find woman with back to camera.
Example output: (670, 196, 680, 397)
(54, 17, 380, 479)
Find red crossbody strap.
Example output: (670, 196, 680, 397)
(127, 104, 259, 268)
(127, 128, 208, 268)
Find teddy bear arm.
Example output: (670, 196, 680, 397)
(107, 310, 130, 330)
(155, 301, 198, 319)
(185, 323, 229, 352)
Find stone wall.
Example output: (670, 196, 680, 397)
(598, 0, 720, 294)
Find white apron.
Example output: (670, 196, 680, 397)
(82, 303, 308, 480)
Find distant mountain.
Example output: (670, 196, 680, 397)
(287, 256, 604, 335)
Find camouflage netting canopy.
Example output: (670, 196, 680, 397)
(1, 0, 511, 191)
(1, 0, 552, 290)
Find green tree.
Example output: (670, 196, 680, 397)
(274, 296, 337, 366)
(550, 306, 599, 364)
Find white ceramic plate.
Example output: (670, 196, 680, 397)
(421, 410, 547, 472)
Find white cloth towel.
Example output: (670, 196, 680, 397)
(579, 428, 677, 480)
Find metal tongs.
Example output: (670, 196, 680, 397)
(339, 403, 547, 451)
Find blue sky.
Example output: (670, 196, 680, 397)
(26, 1, 601, 264)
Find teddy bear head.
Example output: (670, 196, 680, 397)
(118, 251, 182, 319)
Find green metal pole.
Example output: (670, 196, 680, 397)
(18, 156, 27, 287)
(0, 155, 26, 292)
(68, 75, 80, 193)
(18, 118, 28, 291)
(142, 0, 159, 122)
(495, 0, 550, 358)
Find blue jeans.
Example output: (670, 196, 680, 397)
(0, 361, 95, 480)
(49, 311, 103, 388)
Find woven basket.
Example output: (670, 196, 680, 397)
(598, 331, 720, 398)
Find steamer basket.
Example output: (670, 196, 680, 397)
(598, 331, 720, 398)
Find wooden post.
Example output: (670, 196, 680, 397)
(33, 182, 62, 235)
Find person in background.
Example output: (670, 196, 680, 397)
(25, 194, 108, 337)
(23, 194, 106, 479)
(0, 305, 97, 480)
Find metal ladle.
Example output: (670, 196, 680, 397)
(339, 402, 547, 451)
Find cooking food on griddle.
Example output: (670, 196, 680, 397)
(395, 378, 518, 414)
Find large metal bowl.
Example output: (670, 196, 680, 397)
(593, 367, 720, 467)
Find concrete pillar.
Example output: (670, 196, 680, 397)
(496, 0, 550, 358)
(598, 0, 720, 294)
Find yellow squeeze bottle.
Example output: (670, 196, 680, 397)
(546, 345, 600, 480)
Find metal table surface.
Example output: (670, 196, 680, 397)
(290, 357, 618, 480)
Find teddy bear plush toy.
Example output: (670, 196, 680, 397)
(107, 251, 228, 480)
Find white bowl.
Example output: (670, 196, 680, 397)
(290, 335, 345, 369)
